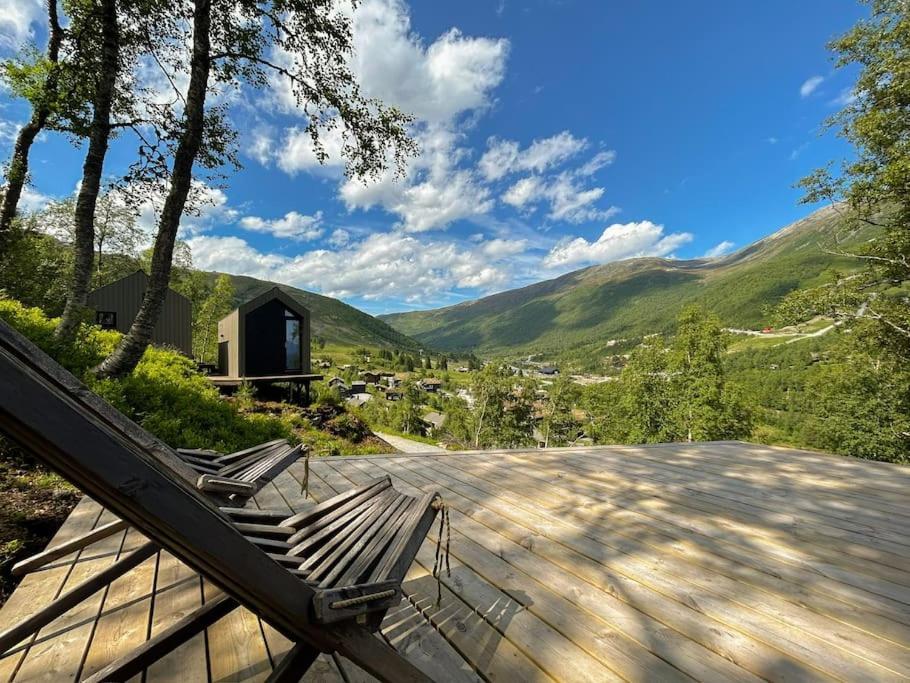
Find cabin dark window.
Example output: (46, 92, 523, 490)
(95, 311, 117, 330)
(284, 309, 301, 371)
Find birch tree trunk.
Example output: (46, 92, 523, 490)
(54, 0, 120, 342)
(0, 0, 63, 239)
(96, 0, 211, 378)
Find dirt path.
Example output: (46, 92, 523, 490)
(373, 431, 447, 453)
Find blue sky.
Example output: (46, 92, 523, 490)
(0, 0, 865, 314)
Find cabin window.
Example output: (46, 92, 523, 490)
(95, 311, 117, 330)
(284, 309, 301, 371)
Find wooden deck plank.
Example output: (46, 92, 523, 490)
(409, 454, 910, 675)
(0, 498, 103, 681)
(459, 450, 910, 643)
(316, 459, 640, 683)
(428, 454, 906, 642)
(2, 443, 908, 683)
(620, 443, 910, 522)
(564, 447, 910, 555)
(378, 456, 907, 681)
(333, 458, 745, 682)
(480, 448, 910, 594)
(485, 451, 910, 624)
(302, 464, 554, 683)
(79, 527, 157, 681)
(12, 506, 130, 682)
(202, 580, 272, 683)
(354, 457, 827, 682)
(356, 457, 806, 682)
(143, 551, 209, 683)
(531, 450, 910, 588)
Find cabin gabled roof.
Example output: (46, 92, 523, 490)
(227, 286, 310, 322)
(88, 270, 190, 305)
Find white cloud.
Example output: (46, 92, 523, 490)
(328, 228, 351, 248)
(350, 0, 509, 123)
(249, 126, 276, 166)
(186, 229, 527, 302)
(800, 75, 824, 98)
(19, 186, 50, 212)
(186, 235, 287, 280)
(0, 118, 21, 144)
(135, 181, 237, 240)
(0, 0, 42, 49)
(340, 125, 493, 232)
(266, 0, 510, 229)
(831, 86, 857, 107)
(239, 210, 324, 241)
(766, 136, 778, 145)
(503, 172, 618, 223)
(479, 131, 589, 181)
(480, 238, 527, 258)
(543, 220, 693, 269)
(276, 125, 346, 175)
(578, 150, 617, 176)
(545, 173, 619, 223)
(502, 176, 543, 209)
(702, 240, 735, 258)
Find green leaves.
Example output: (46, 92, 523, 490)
(584, 306, 753, 445)
(786, 0, 910, 361)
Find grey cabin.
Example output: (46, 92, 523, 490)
(87, 270, 192, 356)
(216, 287, 320, 387)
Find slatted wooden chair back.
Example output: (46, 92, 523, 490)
(0, 319, 436, 682)
(177, 439, 305, 502)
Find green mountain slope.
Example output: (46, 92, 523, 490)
(216, 273, 421, 350)
(380, 205, 876, 361)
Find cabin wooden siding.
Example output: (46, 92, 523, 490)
(217, 309, 240, 376)
(86, 271, 192, 355)
(217, 287, 311, 378)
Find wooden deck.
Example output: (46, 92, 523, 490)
(1, 441, 908, 681)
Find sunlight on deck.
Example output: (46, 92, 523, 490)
(1, 442, 908, 681)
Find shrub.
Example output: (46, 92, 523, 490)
(324, 413, 371, 442)
(0, 297, 113, 373)
(1, 298, 291, 452)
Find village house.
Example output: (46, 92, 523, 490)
(419, 377, 443, 392)
(423, 411, 445, 431)
(327, 376, 349, 396)
(359, 370, 381, 385)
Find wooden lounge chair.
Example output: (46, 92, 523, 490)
(176, 438, 305, 503)
(0, 319, 441, 682)
(10, 438, 305, 577)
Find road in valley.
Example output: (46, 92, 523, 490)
(373, 431, 447, 453)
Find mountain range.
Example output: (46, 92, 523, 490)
(378, 205, 875, 363)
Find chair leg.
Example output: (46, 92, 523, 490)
(11, 519, 129, 576)
(0, 542, 158, 656)
(334, 626, 432, 683)
(82, 594, 238, 682)
(266, 642, 320, 683)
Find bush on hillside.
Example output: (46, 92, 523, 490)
(0, 298, 291, 452)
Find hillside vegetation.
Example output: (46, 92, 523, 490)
(382, 205, 876, 364)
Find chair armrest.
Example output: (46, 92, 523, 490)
(196, 475, 256, 496)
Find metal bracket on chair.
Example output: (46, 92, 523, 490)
(312, 580, 400, 624)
